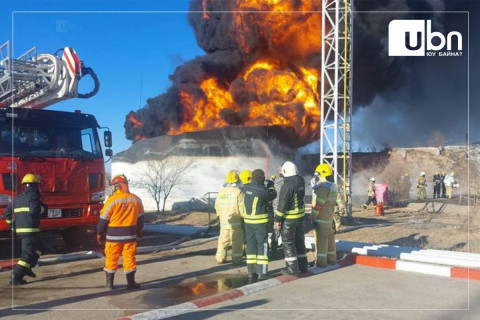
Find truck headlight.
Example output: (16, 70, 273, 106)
(91, 191, 105, 202)
(0, 194, 12, 206)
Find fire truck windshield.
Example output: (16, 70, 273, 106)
(0, 124, 102, 159)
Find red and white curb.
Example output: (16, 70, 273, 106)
(117, 253, 479, 320)
(118, 257, 356, 320)
(354, 255, 480, 280)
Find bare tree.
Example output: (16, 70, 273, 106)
(133, 155, 193, 216)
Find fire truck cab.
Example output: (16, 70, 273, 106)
(0, 41, 111, 246)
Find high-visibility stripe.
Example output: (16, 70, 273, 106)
(257, 260, 268, 265)
(327, 251, 336, 255)
(285, 257, 297, 262)
(14, 207, 29, 213)
(18, 260, 30, 268)
(104, 268, 116, 274)
(6, 220, 11, 224)
(246, 255, 257, 259)
(298, 253, 307, 258)
(251, 197, 258, 216)
(16, 228, 40, 233)
(232, 253, 243, 257)
(246, 259, 257, 264)
(244, 218, 268, 224)
(317, 253, 327, 257)
(276, 210, 285, 217)
(106, 235, 136, 241)
(285, 212, 305, 219)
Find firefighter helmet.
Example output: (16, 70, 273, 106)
(315, 163, 333, 178)
(239, 170, 252, 185)
(370, 177, 376, 182)
(225, 170, 239, 184)
(21, 173, 40, 184)
(111, 174, 128, 186)
(281, 161, 298, 177)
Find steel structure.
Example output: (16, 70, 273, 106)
(321, 0, 353, 217)
(0, 40, 99, 109)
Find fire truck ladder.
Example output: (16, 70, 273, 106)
(0, 41, 99, 109)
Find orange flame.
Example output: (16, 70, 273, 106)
(168, 0, 323, 145)
(128, 114, 144, 128)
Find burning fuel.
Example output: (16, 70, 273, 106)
(125, 0, 324, 146)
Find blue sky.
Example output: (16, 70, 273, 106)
(1, 0, 203, 154)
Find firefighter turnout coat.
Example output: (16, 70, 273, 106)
(311, 180, 338, 267)
(243, 180, 277, 275)
(214, 185, 245, 264)
(3, 185, 47, 279)
(275, 175, 308, 275)
(97, 189, 144, 274)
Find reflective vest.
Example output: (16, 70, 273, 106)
(97, 189, 144, 242)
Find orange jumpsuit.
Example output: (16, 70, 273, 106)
(96, 189, 144, 274)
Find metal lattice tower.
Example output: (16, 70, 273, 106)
(321, 0, 353, 217)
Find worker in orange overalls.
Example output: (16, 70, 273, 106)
(96, 174, 144, 290)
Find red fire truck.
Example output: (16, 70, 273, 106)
(0, 41, 112, 246)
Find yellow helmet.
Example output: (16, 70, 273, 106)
(239, 170, 252, 185)
(225, 170, 239, 184)
(22, 173, 41, 184)
(315, 163, 333, 178)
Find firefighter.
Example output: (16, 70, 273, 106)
(444, 171, 457, 199)
(96, 174, 144, 290)
(417, 172, 427, 200)
(363, 177, 377, 209)
(310, 164, 338, 267)
(440, 171, 447, 198)
(274, 161, 308, 276)
(433, 171, 442, 199)
(243, 169, 276, 283)
(311, 170, 344, 233)
(215, 170, 245, 266)
(3, 174, 47, 285)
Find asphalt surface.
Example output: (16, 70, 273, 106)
(0, 236, 479, 320)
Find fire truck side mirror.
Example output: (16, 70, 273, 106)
(104, 131, 112, 148)
(105, 149, 113, 157)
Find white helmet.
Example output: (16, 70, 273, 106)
(370, 177, 375, 182)
(281, 161, 298, 177)
(420, 171, 426, 176)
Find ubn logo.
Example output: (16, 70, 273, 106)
(388, 20, 462, 56)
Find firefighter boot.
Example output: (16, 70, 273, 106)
(281, 261, 299, 277)
(105, 271, 114, 290)
(126, 272, 141, 290)
(247, 273, 257, 284)
(24, 268, 36, 278)
(9, 274, 27, 285)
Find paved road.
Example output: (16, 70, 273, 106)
(0, 238, 479, 320)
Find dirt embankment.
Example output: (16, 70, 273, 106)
(149, 199, 480, 254)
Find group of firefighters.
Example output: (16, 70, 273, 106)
(363, 170, 459, 209)
(215, 161, 342, 283)
(407, 171, 458, 200)
(2, 164, 460, 287)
